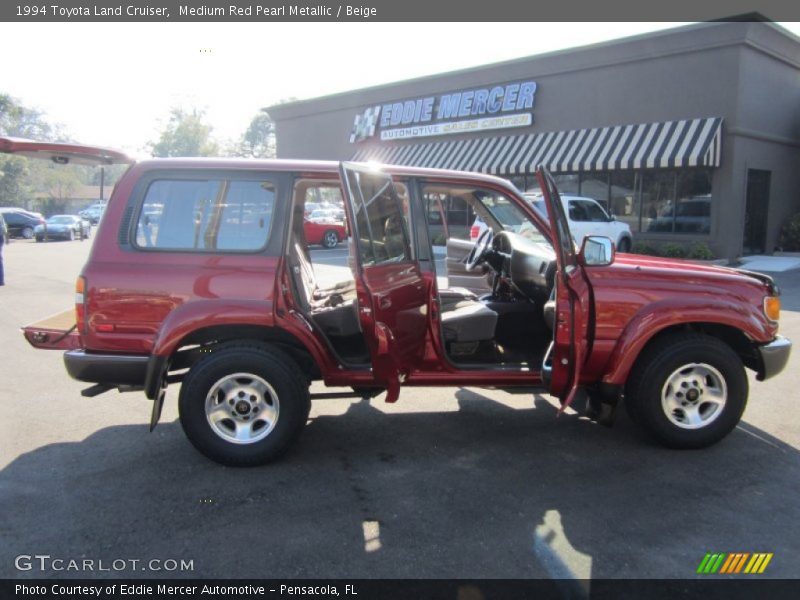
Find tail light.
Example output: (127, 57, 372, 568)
(75, 276, 87, 332)
(470, 225, 480, 239)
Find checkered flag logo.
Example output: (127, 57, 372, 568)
(350, 106, 381, 143)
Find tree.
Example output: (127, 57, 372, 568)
(0, 155, 32, 208)
(0, 93, 71, 208)
(234, 110, 276, 158)
(38, 166, 83, 215)
(148, 107, 219, 157)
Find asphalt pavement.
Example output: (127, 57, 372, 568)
(1, 238, 798, 581)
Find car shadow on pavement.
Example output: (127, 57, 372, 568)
(1, 391, 799, 581)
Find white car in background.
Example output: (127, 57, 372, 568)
(470, 193, 633, 252)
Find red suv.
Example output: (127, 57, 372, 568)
(4, 137, 790, 467)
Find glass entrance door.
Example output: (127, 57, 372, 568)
(743, 169, 771, 255)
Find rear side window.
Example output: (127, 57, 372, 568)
(135, 179, 275, 251)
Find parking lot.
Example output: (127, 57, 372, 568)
(1, 238, 799, 581)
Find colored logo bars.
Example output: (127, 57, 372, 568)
(697, 552, 773, 574)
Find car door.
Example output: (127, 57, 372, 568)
(2, 137, 134, 350)
(0, 137, 134, 165)
(339, 162, 429, 403)
(537, 169, 593, 410)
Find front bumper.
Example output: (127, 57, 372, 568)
(756, 336, 792, 381)
(64, 350, 148, 386)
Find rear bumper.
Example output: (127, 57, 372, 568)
(756, 336, 792, 381)
(64, 350, 148, 386)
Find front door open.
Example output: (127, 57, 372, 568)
(339, 163, 428, 403)
(537, 167, 592, 409)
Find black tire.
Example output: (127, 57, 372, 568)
(21, 226, 34, 239)
(625, 332, 747, 449)
(35, 236, 43, 243)
(321, 229, 339, 249)
(617, 237, 632, 253)
(179, 343, 310, 466)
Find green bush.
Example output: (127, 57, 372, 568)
(661, 243, 687, 259)
(631, 242, 661, 256)
(779, 213, 800, 251)
(687, 242, 715, 260)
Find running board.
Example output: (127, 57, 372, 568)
(310, 392, 366, 400)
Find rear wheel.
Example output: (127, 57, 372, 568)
(21, 226, 34, 239)
(321, 229, 339, 249)
(179, 343, 310, 466)
(625, 332, 747, 448)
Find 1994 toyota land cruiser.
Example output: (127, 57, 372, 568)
(4, 137, 791, 467)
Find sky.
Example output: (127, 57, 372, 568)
(2, 21, 799, 157)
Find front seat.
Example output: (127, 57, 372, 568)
(439, 288, 498, 343)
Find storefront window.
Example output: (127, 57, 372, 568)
(609, 171, 639, 233)
(507, 168, 713, 235)
(674, 169, 713, 234)
(553, 173, 579, 196)
(508, 176, 526, 192)
(580, 173, 610, 209)
(642, 171, 677, 233)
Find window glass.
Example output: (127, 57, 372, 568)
(346, 170, 411, 266)
(423, 184, 547, 245)
(568, 200, 588, 222)
(674, 169, 713, 234)
(569, 200, 608, 222)
(423, 192, 448, 245)
(609, 170, 639, 232)
(578, 200, 609, 222)
(421, 191, 474, 241)
(580, 172, 609, 209)
(217, 181, 275, 250)
(507, 176, 526, 192)
(642, 171, 677, 233)
(552, 173, 579, 196)
(136, 179, 275, 251)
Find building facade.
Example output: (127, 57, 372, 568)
(268, 21, 800, 259)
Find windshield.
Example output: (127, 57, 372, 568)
(475, 190, 548, 244)
(530, 198, 547, 217)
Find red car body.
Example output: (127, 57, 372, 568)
(303, 218, 346, 248)
(5, 137, 790, 466)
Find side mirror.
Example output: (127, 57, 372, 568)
(608, 213, 617, 222)
(579, 236, 615, 266)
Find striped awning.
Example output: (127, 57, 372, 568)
(351, 117, 723, 175)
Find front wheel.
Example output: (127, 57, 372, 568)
(617, 237, 631, 253)
(321, 229, 339, 249)
(21, 226, 34, 239)
(179, 343, 310, 466)
(625, 332, 747, 449)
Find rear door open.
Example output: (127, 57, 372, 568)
(2, 137, 135, 349)
(339, 162, 428, 403)
(0, 137, 134, 166)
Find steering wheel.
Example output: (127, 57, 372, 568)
(466, 228, 493, 271)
